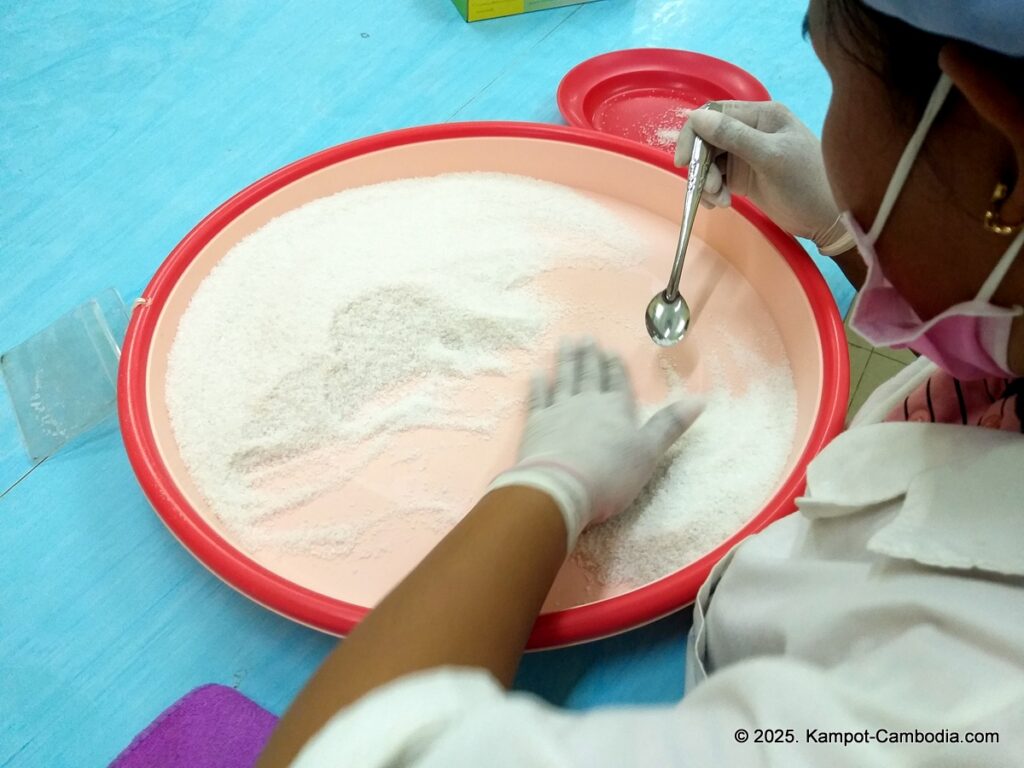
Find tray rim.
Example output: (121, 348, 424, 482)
(117, 121, 848, 649)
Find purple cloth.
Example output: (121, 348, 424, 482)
(109, 684, 278, 768)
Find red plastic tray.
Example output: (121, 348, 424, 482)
(558, 48, 770, 152)
(119, 122, 846, 648)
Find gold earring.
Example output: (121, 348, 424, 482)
(984, 183, 1022, 236)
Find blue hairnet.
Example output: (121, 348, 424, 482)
(863, 0, 1024, 56)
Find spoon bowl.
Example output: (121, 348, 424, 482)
(645, 290, 691, 346)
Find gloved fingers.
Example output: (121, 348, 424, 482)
(602, 351, 638, 417)
(552, 339, 578, 402)
(714, 99, 773, 127)
(602, 351, 630, 394)
(640, 398, 704, 456)
(684, 107, 772, 168)
(676, 119, 732, 207)
(704, 185, 731, 207)
(672, 101, 764, 165)
(701, 163, 731, 207)
(673, 114, 698, 169)
(528, 371, 551, 412)
(578, 339, 603, 392)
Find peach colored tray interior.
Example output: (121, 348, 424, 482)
(145, 137, 823, 614)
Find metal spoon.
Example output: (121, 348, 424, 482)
(645, 102, 722, 346)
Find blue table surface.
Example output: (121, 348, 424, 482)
(0, 2, 849, 764)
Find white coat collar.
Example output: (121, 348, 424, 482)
(797, 422, 1024, 576)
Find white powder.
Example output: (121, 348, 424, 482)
(574, 346, 797, 587)
(641, 107, 689, 150)
(242, 523, 360, 561)
(166, 171, 797, 589)
(655, 126, 683, 146)
(167, 172, 645, 531)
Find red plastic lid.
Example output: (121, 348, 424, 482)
(558, 48, 771, 153)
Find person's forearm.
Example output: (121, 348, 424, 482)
(831, 246, 866, 290)
(257, 485, 567, 767)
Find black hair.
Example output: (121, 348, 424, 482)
(811, 0, 946, 121)
(810, 0, 1024, 124)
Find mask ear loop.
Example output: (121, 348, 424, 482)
(866, 74, 954, 243)
(976, 228, 1024, 303)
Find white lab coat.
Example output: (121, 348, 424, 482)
(293, 358, 1024, 767)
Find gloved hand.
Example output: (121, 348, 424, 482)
(675, 101, 854, 257)
(488, 339, 702, 552)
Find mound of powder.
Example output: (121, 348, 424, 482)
(573, 349, 797, 587)
(641, 107, 689, 150)
(166, 172, 646, 529)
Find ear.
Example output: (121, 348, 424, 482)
(940, 42, 1024, 227)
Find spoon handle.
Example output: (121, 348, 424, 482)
(664, 102, 722, 302)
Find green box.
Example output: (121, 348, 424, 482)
(450, 0, 600, 22)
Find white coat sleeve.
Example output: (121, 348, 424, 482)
(291, 645, 1024, 768)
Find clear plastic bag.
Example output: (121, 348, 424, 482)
(2, 289, 129, 461)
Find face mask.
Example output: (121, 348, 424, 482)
(846, 73, 1024, 380)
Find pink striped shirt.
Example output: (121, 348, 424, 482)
(885, 371, 1024, 431)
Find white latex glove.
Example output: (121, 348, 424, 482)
(488, 340, 702, 552)
(674, 101, 854, 257)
